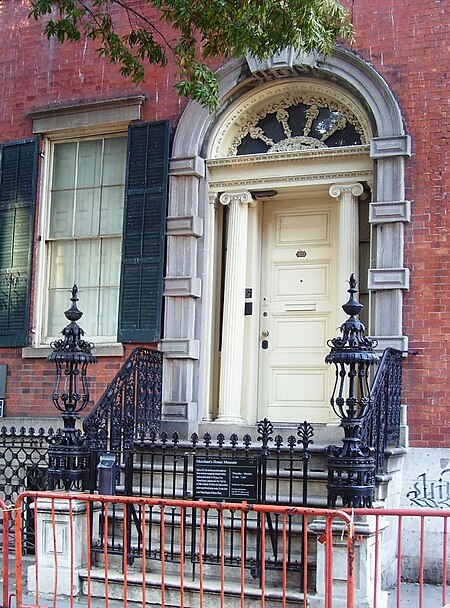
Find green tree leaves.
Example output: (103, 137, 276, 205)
(29, 0, 353, 110)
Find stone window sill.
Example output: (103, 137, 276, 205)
(22, 344, 125, 359)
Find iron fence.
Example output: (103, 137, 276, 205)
(0, 425, 69, 552)
(0, 426, 53, 502)
(98, 419, 316, 576)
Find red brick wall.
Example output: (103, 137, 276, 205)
(0, 344, 152, 417)
(0, 2, 186, 141)
(0, 2, 181, 418)
(341, 0, 449, 447)
(1, 1, 448, 445)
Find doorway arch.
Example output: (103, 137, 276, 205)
(161, 48, 410, 435)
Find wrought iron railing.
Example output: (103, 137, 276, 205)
(0, 425, 59, 551)
(0, 426, 53, 502)
(130, 418, 315, 503)
(83, 346, 163, 492)
(363, 347, 403, 474)
(92, 418, 317, 578)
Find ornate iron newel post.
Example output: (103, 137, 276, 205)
(326, 275, 379, 508)
(47, 285, 96, 490)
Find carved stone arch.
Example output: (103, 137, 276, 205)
(208, 78, 372, 158)
(163, 48, 410, 435)
(172, 48, 408, 156)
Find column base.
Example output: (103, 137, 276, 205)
(28, 564, 82, 596)
(213, 414, 245, 425)
(309, 516, 388, 608)
(308, 592, 387, 608)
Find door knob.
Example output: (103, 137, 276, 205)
(261, 330, 269, 337)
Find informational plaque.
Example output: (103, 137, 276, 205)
(193, 458, 260, 502)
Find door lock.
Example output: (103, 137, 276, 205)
(261, 330, 269, 337)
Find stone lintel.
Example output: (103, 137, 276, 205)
(368, 268, 410, 290)
(166, 215, 203, 237)
(370, 135, 412, 158)
(29, 96, 145, 136)
(369, 200, 411, 224)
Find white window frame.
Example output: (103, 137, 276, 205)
(34, 132, 127, 348)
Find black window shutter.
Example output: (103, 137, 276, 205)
(0, 139, 38, 347)
(118, 121, 170, 343)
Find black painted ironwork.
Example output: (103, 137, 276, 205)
(90, 419, 316, 580)
(0, 426, 53, 502)
(363, 347, 403, 474)
(236, 101, 364, 156)
(325, 275, 379, 508)
(47, 285, 96, 490)
(83, 346, 163, 494)
(0, 425, 56, 551)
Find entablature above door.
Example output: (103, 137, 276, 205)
(206, 145, 371, 194)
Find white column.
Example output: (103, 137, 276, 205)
(329, 183, 364, 287)
(217, 190, 253, 423)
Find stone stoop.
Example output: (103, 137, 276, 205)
(91, 502, 319, 591)
(79, 567, 307, 608)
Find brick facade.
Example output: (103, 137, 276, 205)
(0, 1, 448, 445)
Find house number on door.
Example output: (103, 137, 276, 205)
(296, 250, 307, 258)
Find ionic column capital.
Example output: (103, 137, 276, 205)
(219, 190, 253, 207)
(329, 183, 364, 199)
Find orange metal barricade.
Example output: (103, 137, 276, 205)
(352, 507, 450, 608)
(0, 499, 10, 608)
(9, 492, 450, 608)
(12, 491, 356, 608)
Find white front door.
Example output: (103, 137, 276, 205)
(258, 192, 339, 423)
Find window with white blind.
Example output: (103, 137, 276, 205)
(45, 136, 127, 342)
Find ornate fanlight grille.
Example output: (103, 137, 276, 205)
(230, 96, 367, 156)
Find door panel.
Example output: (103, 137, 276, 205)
(258, 195, 338, 423)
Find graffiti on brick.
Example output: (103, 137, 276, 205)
(406, 460, 450, 508)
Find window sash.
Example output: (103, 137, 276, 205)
(44, 135, 126, 343)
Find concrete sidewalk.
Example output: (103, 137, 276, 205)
(387, 583, 447, 607)
(8, 584, 448, 608)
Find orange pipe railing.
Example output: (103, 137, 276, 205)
(12, 492, 449, 608)
(350, 507, 450, 608)
(0, 499, 10, 608)
(11, 492, 450, 608)
(12, 492, 356, 608)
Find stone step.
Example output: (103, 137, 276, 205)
(80, 566, 307, 608)
(96, 503, 321, 560)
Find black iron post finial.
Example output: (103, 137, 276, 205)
(47, 285, 96, 490)
(325, 275, 379, 508)
(65, 284, 83, 323)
